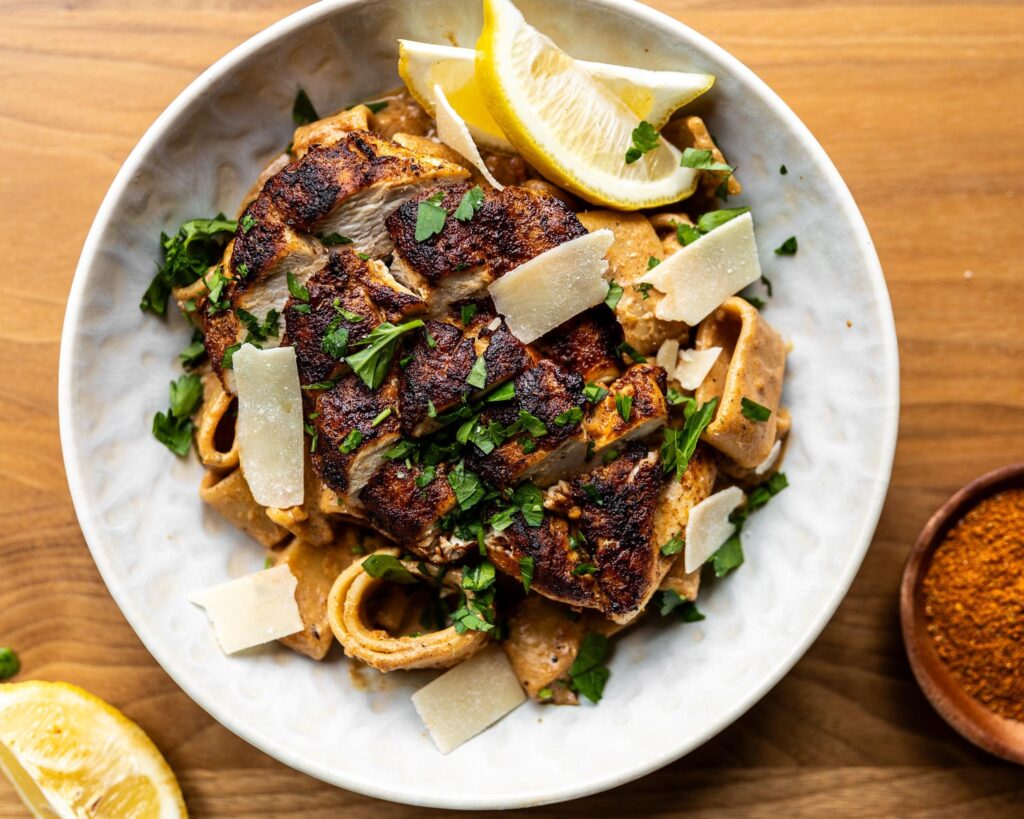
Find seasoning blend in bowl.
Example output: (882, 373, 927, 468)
(921, 490, 1024, 721)
(901, 464, 1024, 764)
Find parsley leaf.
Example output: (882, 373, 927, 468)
(235, 308, 279, 343)
(371, 407, 392, 427)
(656, 589, 705, 621)
(624, 120, 659, 164)
(414, 192, 447, 241)
(581, 483, 604, 506)
(513, 483, 545, 527)
(152, 374, 204, 456)
(179, 329, 207, 368)
(321, 324, 349, 359)
(661, 398, 718, 480)
(616, 341, 647, 364)
(487, 381, 515, 403)
(453, 185, 485, 221)
(572, 563, 597, 576)
(340, 429, 364, 454)
(466, 355, 488, 389)
(711, 532, 744, 577)
(169, 374, 203, 418)
(569, 634, 611, 703)
(676, 222, 701, 246)
(635, 282, 653, 300)
(745, 294, 767, 310)
(554, 406, 583, 426)
(292, 88, 319, 125)
(680, 147, 734, 173)
(240, 213, 257, 234)
(515, 410, 548, 438)
(660, 532, 683, 556)
(604, 280, 623, 310)
(774, 236, 798, 256)
(741, 397, 772, 422)
(321, 232, 353, 245)
(287, 271, 310, 302)
(519, 556, 534, 593)
(697, 207, 750, 234)
(584, 383, 609, 404)
(647, 256, 661, 270)
(615, 392, 633, 422)
(463, 561, 496, 592)
(448, 462, 485, 510)
(140, 216, 236, 316)
(344, 319, 425, 389)
(780, 164, 788, 175)
(460, 303, 478, 325)
(361, 554, 415, 584)
(414, 464, 436, 488)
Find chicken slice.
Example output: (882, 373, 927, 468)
(584, 364, 668, 459)
(536, 306, 623, 385)
(398, 305, 536, 436)
(281, 248, 424, 386)
(309, 372, 401, 503)
(502, 593, 585, 704)
(291, 105, 371, 159)
(386, 183, 588, 316)
(467, 360, 588, 489)
(359, 460, 468, 564)
(577, 210, 687, 357)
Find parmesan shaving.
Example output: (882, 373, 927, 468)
(488, 229, 614, 344)
(487, 316, 502, 332)
(433, 84, 504, 190)
(684, 486, 745, 573)
(233, 345, 304, 508)
(189, 565, 304, 654)
(656, 338, 679, 373)
(674, 347, 722, 391)
(753, 439, 782, 475)
(639, 212, 762, 325)
(411, 645, 527, 754)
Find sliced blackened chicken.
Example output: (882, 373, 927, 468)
(398, 304, 536, 436)
(281, 248, 423, 386)
(386, 183, 588, 316)
(584, 364, 668, 459)
(359, 461, 468, 563)
(291, 106, 370, 159)
(537, 306, 623, 385)
(309, 372, 401, 503)
(467, 360, 588, 489)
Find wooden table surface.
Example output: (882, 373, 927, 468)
(2, 0, 1023, 815)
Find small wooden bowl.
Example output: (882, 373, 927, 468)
(900, 462, 1024, 764)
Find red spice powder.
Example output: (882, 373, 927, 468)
(922, 488, 1024, 721)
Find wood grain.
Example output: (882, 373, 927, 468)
(1, 0, 1022, 815)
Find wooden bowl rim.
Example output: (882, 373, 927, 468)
(899, 461, 1024, 765)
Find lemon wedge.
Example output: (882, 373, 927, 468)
(475, 0, 699, 209)
(398, 39, 714, 155)
(0, 681, 187, 818)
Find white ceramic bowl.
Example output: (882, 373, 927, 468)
(58, 0, 898, 809)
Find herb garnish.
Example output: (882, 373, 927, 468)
(616, 341, 647, 364)
(287, 271, 310, 304)
(371, 407, 393, 427)
(661, 398, 718, 479)
(584, 383, 609, 404)
(415, 191, 447, 241)
(179, 329, 207, 368)
(0, 647, 20, 680)
(140, 216, 236, 316)
(741, 397, 772, 422)
(344, 319, 425, 389)
(519, 556, 534, 593)
(680, 147, 734, 174)
(569, 634, 611, 703)
(697, 207, 750, 234)
(635, 282, 653, 300)
(460, 303, 478, 325)
(780, 164, 788, 175)
(774, 236, 798, 256)
(487, 381, 515, 403)
(321, 232, 353, 245)
(415, 464, 436, 489)
(581, 483, 604, 506)
(361, 554, 415, 584)
(647, 256, 661, 270)
(554, 406, 583, 426)
(364, 100, 389, 114)
(240, 213, 257, 234)
(676, 222, 701, 246)
(466, 355, 488, 389)
(656, 589, 705, 621)
(615, 392, 633, 422)
(624, 120, 659, 164)
(660, 532, 683, 556)
(604, 280, 623, 311)
(292, 88, 319, 125)
(572, 563, 597, 576)
(453, 185, 485, 221)
(152, 374, 203, 456)
(340, 429, 364, 454)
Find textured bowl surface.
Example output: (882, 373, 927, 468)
(58, 0, 899, 809)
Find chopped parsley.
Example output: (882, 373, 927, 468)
(240, 213, 257, 234)
(487, 381, 515, 403)
(179, 329, 207, 368)
(236, 307, 279, 343)
(321, 324, 349, 359)
(339, 429, 364, 454)
(220, 343, 243, 370)
(460, 303, 478, 325)
(604, 280, 623, 311)
(661, 398, 718, 480)
(519, 556, 534, 593)
(615, 392, 633, 422)
(780, 164, 788, 175)
(414, 465, 436, 489)
(0, 647, 20, 680)
(572, 563, 597, 576)
(602, 448, 619, 464)
(676, 222, 701, 246)
(152, 374, 204, 456)
(554, 406, 583, 426)
(569, 634, 610, 703)
(680, 147, 734, 174)
(635, 282, 654, 300)
(584, 383, 610, 404)
(140, 215, 236, 316)
(624, 120, 659, 164)
(301, 379, 337, 391)
(665, 387, 688, 406)
(447, 461, 485, 510)
(647, 256, 661, 270)
(581, 483, 604, 506)
(696, 207, 750, 234)
(660, 532, 683, 556)
(774, 236, 798, 256)
(205, 267, 231, 314)
(514, 410, 548, 438)
(744, 294, 766, 310)
(364, 100, 389, 114)
(292, 88, 319, 125)
(453, 185, 485, 221)
(462, 560, 496, 592)
(521, 437, 538, 454)
(656, 589, 705, 622)
(414, 191, 447, 241)
(569, 530, 587, 550)
(304, 418, 319, 453)
(371, 407, 393, 427)
(466, 355, 488, 389)
(616, 341, 646, 364)
(361, 553, 415, 584)
(287, 271, 310, 303)
(741, 397, 772, 422)
(711, 533, 744, 577)
(344, 319, 425, 389)
(320, 232, 353, 245)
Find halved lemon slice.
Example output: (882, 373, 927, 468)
(475, 0, 699, 209)
(398, 39, 714, 154)
(0, 681, 187, 818)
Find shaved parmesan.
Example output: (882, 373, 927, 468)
(488, 229, 614, 344)
(189, 565, 303, 654)
(754, 439, 782, 475)
(486, 316, 502, 332)
(411, 645, 527, 754)
(234, 345, 304, 508)
(656, 338, 680, 373)
(674, 347, 722, 391)
(684, 486, 745, 573)
(640, 212, 761, 325)
(433, 84, 504, 190)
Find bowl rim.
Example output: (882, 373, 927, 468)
(57, 0, 900, 808)
(899, 462, 1024, 765)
